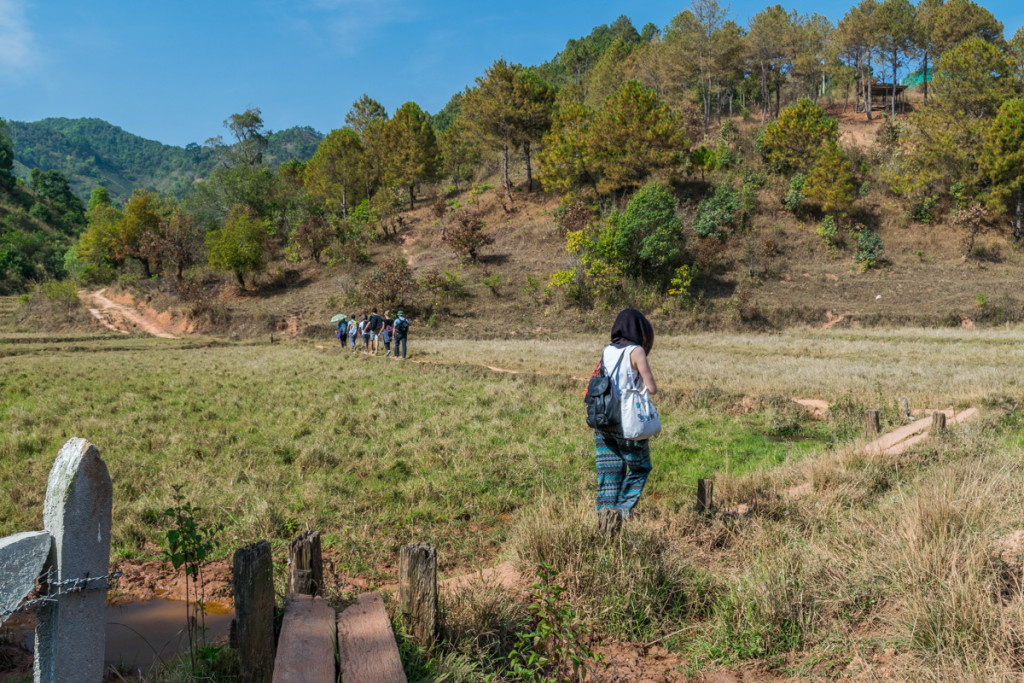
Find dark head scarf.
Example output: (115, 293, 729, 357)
(610, 308, 654, 355)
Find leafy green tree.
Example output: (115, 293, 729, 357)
(76, 202, 124, 281)
(305, 127, 364, 217)
(117, 189, 165, 278)
(514, 70, 555, 192)
(345, 95, 388, 135)
(205, 205, 271, 288)
(930, 0, 1004, 56)
(588, 81, 687, 196)
(896, 38, 1018, 200)
(981, 98, 1024, 240)
(601, 181, 685, 286)
(154, 208, 204, 281)
(28, 169, 87, 234)
(462, 60, 553, 202)
(87, 187, 112, 213)
(538, 95, 596, 194)
(224, 108, 269, 168)
(694, 184, 742, 238)
(437, 118, 481, 191)
(802, 143, 857, 215)
(0, 118, 14, 190)
(759, 98, 839, 174)
(689, 146, 717, 182)
(383, 102, 439, 210)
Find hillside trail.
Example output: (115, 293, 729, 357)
(81, 289, 178, 338)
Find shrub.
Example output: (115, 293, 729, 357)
(420, 268, 470, 312)
(552, 197, 594, 234)
(759, 98, 839, 174)
(358, 256, 418, 308)
(783, 173, 807, 213)
(854, 227, 883, 270)
(908, 196, 938, 223)
(803, 144, 856, 215)
(480, 273, 504, 297)
(601, 181, 685, 286)
(446, 207, 494, 263)
(695, 184, 742, 239)
(816, 216, 840, 255)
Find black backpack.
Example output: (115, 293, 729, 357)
(395, 317, 409, 335)
(585, 351, 624, 435)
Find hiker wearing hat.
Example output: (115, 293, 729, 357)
(382, 310, 394, 357)
(393, 310, 410, 359)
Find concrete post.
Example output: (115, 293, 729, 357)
(34, 438, 113, 683)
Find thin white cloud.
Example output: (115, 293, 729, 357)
(0, 0, 33, 72)
(302, 0, 418, 51)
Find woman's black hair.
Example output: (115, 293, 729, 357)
(610, 308, 653, 355)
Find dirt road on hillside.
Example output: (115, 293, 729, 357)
(81, 289, 178, 338)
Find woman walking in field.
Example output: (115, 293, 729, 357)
(594, 308, 658, 532)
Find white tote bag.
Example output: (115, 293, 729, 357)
(621, 383, 661, 440)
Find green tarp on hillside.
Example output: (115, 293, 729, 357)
(903, 70, 934, 87)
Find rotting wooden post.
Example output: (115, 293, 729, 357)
(865, 409, 880, 436)
(233, 540, 276, 683)
(398, 543, 437, 648)
(287, 530, 323, 596)
(697, 479, 714, 515)
(931, 411, 947, 433)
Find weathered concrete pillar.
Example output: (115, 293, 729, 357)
(34, 438, 113, 683)
(0, 531, 51, 622)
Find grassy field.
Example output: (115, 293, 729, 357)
(4, 328, 1024, 680)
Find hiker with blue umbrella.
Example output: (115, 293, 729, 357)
(331, 314, 349, 347)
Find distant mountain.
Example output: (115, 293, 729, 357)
(9, 118, 323, 203)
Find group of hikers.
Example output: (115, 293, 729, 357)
(335, 308, 410, 358)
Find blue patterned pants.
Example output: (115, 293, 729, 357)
(595, 430, 651, 515)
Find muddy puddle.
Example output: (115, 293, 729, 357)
(5, 598, 234, 673)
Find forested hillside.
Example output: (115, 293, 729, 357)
(5, 0, 1024, 331)
(8, 118, 322, 203)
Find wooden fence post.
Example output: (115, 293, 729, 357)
(399, 543, 437, 648)
(233, 540, 276, 683)
(34, 438, 112, 683)
(865, 409, 880, 436)
(931, 411, 947, 433)
(287, 530, 323, 596)
(697, 479, 713, 514)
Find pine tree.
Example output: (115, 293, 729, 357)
(981, 98, 1024, 240)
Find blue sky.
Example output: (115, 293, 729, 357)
(1, 0, 1021, 147)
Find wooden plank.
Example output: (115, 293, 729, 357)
(272, 593, 336, 683)
(337, 592, 406, 683)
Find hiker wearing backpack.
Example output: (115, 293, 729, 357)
(347, 314, 359, 351)
(336, 316, 348, 347)
(590, 308, 658, 533)
(367, 308, 383, 355)
(393, 311, 410, 359)
(359, 314, 370, 353)
(381, 311, 394, 357)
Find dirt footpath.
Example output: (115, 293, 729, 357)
(81, 289, 179, 338)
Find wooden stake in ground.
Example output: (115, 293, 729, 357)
(865, 409, 880, 436)
(287, 530, 323, 596)
(931, 411, 947, 433)
(697, 479, 713, 514)
(398, 543, 437, 648)
(233, 540, 276, 683)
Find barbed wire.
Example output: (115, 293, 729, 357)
(0, 568, 121, 624)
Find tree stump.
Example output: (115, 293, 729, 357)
(865, 409, 880, 436)
(398, 543, 437, 648)
(931, 411, 947, 432)
(233, 540, 276, 683)
(697, 478, 714, 514)
(287, 530, 323, 596)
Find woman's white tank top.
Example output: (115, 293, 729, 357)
(602, 344, 642, 400)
